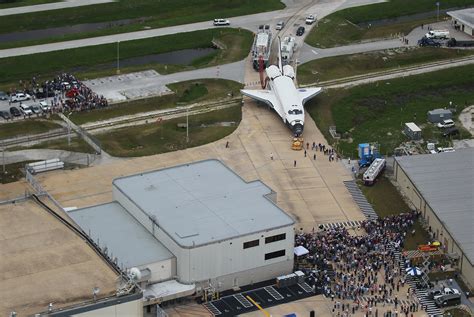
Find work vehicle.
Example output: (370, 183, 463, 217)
(276, 21, 285, 30)
(0, 91, 8, 100)
(9, 106, 21, 117)
(447, 38, 474, 47)
(11, 92, 31, 102)
(358, 143, 381, 167)
(363, 158, 386, 185)
(213, 19, 230, 26)
(425, 30, 450, 39)
(251, 25, 272, 70)
(19, 104, 33, 115)
(437, 147, 455, 153)
(305, 15, 316, 25)
(434, 292, 461, 307)
(296, 26, 305, 36)
(39, 100, 51, 112)
(443, 127, 459, 137)
(30, 104, 42, 114)
(428, 287, 460, 300)
(0, 110, 11, 120)
(437, 119, 455, 129)
(281, 36, 296, 61)
(418, 37, 441, 47)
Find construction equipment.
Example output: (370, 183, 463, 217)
(292, 137, 304, 150)
(358, 143, 381, 167)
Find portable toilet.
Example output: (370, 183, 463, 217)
(427, 108, 452, 123)
(404, 122, 422, 140)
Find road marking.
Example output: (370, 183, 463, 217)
(311, 50, 319, 55)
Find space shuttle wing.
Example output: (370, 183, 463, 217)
(241, 89, 284, 118)
(298, 87, 323, 105)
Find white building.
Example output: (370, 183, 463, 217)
(447, 8, 474, 37)
(69, 160, 295, 304)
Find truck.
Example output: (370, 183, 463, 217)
(358, 143, 381, 167)
(251, 25, 272, 70)
(447, 38, 474, 47)
(280, 36, 296, 62)
(418, 37, 441, 47)
(305, 15, 316, 25)
(434, 292, 461, 307)
(362, 158, 386, 185)
(425, 30, 450, 39)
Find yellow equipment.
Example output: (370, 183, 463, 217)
(292, 137, 304, 151)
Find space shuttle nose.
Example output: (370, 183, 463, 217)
(292, 123, 304, 136)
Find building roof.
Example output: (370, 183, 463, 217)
(395, 148, 474, 263)
(428, 108, 452, 115)
(69, 202, 174, 267)
(405, 122, 421, 132)
(0, 198, 118, 316)
(447, 8, 474, 29)
(113, 159, 294, 248)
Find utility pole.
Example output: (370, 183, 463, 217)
(2, 147, 5, 174)
(67, 112, 72, 146)
(117, 41, 120, 74)
(436, 2, 440, 21)
(186, 106, 189, 144)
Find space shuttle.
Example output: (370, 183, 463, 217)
(241, 38, 322, 136)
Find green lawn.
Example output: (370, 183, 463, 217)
(97, 105, 241, 157)
(0, 28, 253, 90)
(305, 0, 473, 48)
(0, 160, 33, 184)
(298, 47, 474, 84)
(358, 176, 430, 250)
(13, 137, 96, 154)
(0, 120, 62, 140)
(0, 0, 283, 34)
(70, 79, 243, 125)
(306, 64, 474, 158)
(444, 308, 472, 317)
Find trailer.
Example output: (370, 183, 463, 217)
(358, 143, 381, 167)
(363, 158, 386, 186)
(280, 36, 296, 62)
(252, 25, 272, 70)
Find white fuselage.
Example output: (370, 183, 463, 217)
(266, 65, 305, 135)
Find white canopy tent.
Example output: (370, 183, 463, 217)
(294, 245, 309, 257)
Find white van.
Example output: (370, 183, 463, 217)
(213, 19, 230, 26)
(425, 30, 450, 39)
(19, 104, 33, 115)
(437, 119, 455, 128)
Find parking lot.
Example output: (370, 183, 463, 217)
(203, 281, 319, 316)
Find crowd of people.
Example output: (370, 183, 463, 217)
(11, 73, 108, 114)
(296, 211, 424, 317)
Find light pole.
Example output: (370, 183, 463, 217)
(67, 112, 72, 146)
(436, 2, 440, 21)
(117, 41, 120, 74)
(186, 106, 189, 144)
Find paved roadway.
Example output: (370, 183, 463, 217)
(0, 0, 114, 17)
(0, 0, 385, 58)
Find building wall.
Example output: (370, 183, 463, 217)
(72, 298, 142, 317)
(394, 160, 474, 287)
(140, 258, 176, 283)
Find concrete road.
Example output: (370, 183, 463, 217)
(0, 0, 115, 17)
(0, 0, 385, 58)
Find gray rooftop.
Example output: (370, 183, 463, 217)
(69, 202, 174, 267)
(395, 149, 474, 263)
(447, 8, 474, 28)
(113, 159, 294, 248)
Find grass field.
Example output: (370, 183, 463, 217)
(305, 0, 473, 48)
(70, 79, 242, 125)
(0, 0, 283, 34)
(305, 64, 474, 158)
(358, 176, 430, 250)
(0, 160, 33, 184)
(0, 28, 252, 90)
(97, 105, 241, 157)
(11, 136, 96, 154)
(0, 120, 61, 140)
(298, 47, 474, 84)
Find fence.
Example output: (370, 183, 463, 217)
(329, 126, 341, 139)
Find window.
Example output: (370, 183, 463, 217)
(243, 239, 259, 249)
(265, 233, 286, 244)
(265, 249, 285, 260)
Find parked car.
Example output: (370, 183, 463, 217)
(428, 287, 460, 300)
(443, 127, 459, 137)
(437, 119, 455, 128)
(418, 37, 441, 47)
(213, 19, 230, 26)
(434, 292, 461, 307)
(0, 91, 8, 100)
(39, 100, 51, 112)
(9, 106, 21, 117)
(35, 89, 55, 99)
(305, 15, 316, 25)
(0, 110, 11, 120)
(276, 21, 285, 30)
(11, 92, 31, 102)
(19, 104, 33, 116)
(296, 26, 305, 36)
(30, 104, 42, 114)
